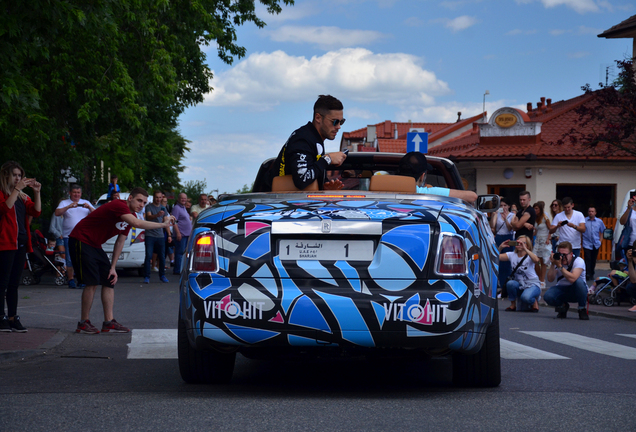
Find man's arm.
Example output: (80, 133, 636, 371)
(511, 211, 530, 230)
(448, 189, 477, 204)
(120, 213, 174, 230)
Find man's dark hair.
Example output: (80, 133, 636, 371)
(70, 184, 82, 192)
(313, 95, 343, 116)
(398, 152, 431, 180)
(562, 196, 574, 206)
(557, 241, 573, 252)
(153, 189, 163, 196)
(519, 190, 531, 199)
(130, 187, 149, 198)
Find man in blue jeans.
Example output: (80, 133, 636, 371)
(545, 241, 589, 320)
(171, 193, 192, 275)
(143, 190, 171, 284)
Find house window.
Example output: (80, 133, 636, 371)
(555, 184, 616, 218)
(488, 185, 526, 208)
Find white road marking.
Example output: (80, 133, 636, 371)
(617, 334, 636, 340)
(522, 331, 636, 360)
(127, 329, 177, 359)
(500, 338, 569, 359)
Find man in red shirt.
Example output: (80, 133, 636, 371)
(68, 187, 175, 334)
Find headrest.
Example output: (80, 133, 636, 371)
(272, 175, 319, 192)
(369, 175, 416, 193)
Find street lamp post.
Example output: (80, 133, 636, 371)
(483, 90, 490, 122)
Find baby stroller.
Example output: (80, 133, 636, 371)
(589, 260, 636, 307)
(21, 230, 67, 286)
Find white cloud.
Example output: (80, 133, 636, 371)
(550, 29, 568, 35)
(518, 0, 602, 13)
(445, 15, 479, 32)
(205, 48, 450, 110)
(268, 26, 385, 49)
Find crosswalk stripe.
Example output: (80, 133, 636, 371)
(127, 329, 177, 359)
(522, 331, 636, 360)
(125, 330, 636, 360)
(500, 338, 568, 359)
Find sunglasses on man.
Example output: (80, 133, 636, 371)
(327, 118, 346, 127)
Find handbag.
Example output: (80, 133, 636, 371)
(506, 254, 528, 282)
(619, 209, 632, 249)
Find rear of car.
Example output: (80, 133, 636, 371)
(178, 181, 501, 387)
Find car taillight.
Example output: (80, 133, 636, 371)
(137, 231, 145, 243)
(191, 232, 218, 272)
(437, 234, 467, 275)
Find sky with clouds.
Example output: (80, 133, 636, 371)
(177, 0, 634, 195)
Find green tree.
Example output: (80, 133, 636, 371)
(1, 0, 293, 216)
(559, 59, 636, 157)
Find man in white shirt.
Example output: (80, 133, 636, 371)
(55, 184, 95, 288)
(545, 241, 589, 320)
(549, 196, 586, 257)
(190, 193, 209, 219)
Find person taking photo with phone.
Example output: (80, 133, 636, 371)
(544, 241, 589, 320)
(549, 197, 586, 258)
(498, 236, 541, 312)
(69, 187, 176, 335)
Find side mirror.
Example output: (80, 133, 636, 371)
(603, 228, 614, 241)
(476, 195, 500, 213)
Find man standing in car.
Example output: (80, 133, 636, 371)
(268, 95, 348, 191)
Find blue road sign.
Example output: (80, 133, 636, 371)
(406, 132, 428, 153)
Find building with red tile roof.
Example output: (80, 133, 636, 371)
(340, 92, 636, 219)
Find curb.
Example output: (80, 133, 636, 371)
(0, 329, 67, 363)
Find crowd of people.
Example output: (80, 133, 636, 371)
(490, 190, 636, 319)
(0, 160, 218, 334)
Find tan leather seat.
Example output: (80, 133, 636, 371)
(369, 175, 416, 193)
(272, 175, 319, 192)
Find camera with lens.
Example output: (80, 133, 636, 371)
(553, 252, 562, 260)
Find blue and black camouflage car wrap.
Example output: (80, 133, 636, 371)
(179, 194, 499, 355)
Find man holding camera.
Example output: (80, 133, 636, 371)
(544, 241, 589, 320)
(550, 197, 586, 258)
(55, 184, 95, 288)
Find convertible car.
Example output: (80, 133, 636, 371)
(178, 153, 501, 387)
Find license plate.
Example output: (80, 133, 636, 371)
(279, 240, 374, 261)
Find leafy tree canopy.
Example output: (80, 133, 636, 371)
(559, 59, 636, 157)
(0, 0, 293, 216)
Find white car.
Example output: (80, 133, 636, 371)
(96, 193, 146, 274)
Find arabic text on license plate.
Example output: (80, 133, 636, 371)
(279, 240, 374, 261)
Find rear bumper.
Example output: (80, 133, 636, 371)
(180, 273, 495, 355)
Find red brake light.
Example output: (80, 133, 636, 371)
(437, 235, 466, 274)
(192, 233, 218, 272)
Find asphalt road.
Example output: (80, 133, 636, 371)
(1, 271, 635, 431)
